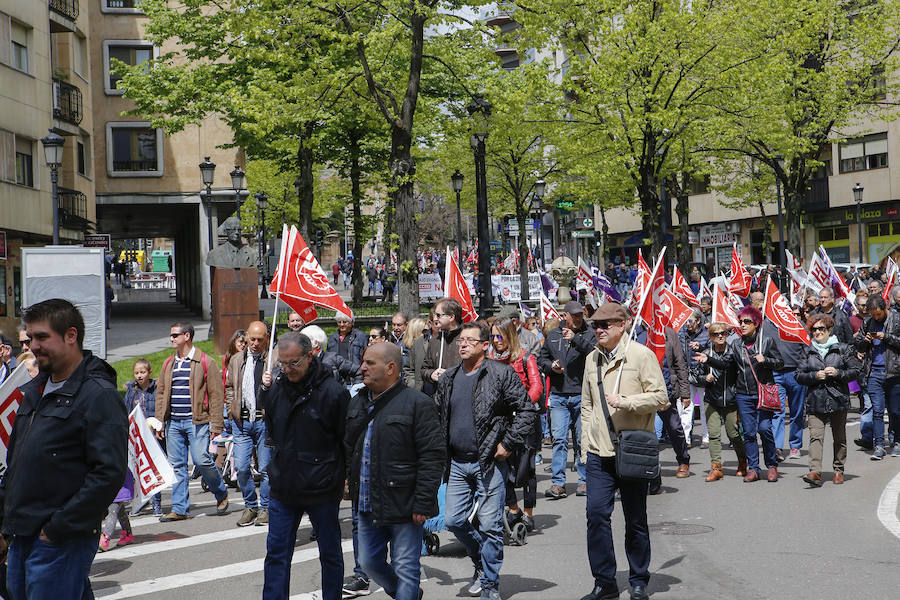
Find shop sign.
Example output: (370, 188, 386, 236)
(699, 224, 738, 247)
(83, 234, 111, 252)
(842, 206, 899, 222)
(688, 231, 699, 245)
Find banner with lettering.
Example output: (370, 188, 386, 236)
(0, 363, 31, 469)
(128, 404, 176, 505)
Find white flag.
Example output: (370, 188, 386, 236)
(0, 363, 33, 469)
(128, 404, 176, 505)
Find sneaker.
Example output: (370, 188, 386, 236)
(775, 449, 785, 462)
(117, 532, 135, 546)
(521, 514, 536, 532)
(255, 509, 269, 526)
(854, 438, 874, 450)
(535, 454, 543, 466)
(98, 533, 112, 552)
(788, 449, 801, 460)
(481, 587, 501, 600)
(342, 575, 370, 598)
(544, 485, 567, 500)
(892, 445, 900, 458)
(575, 483, 587, 496)
(872, 446, 887, 460)
(505, 510, 522, 528)
(467, 568, 484, 596)
(236, 508, 258, 527)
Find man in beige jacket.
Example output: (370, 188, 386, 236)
(580, 303, 668, 600)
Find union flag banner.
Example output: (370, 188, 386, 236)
(445, 247, 478, 322)
(712, 283, 741, 328)
(671, 268, 699, 306)
(883, 259, 897, 304)
(698, 276, 712, 300)
(628, 250, 652, 316)
(576, 257, 593, 291)
(541, 289, 561, 322)
(128, 404, 176, 505)
(0, 363, 31, 467)
(763, 278, 810, 345)
(728, 244, 752, 297)
(270, 225, 350, 318)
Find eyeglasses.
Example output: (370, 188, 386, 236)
(710, 331, 727, 337)
(810, 326, 830, 332)
(170, 332, 185, 338)
(278, 357, 306, 369)
(738, 319, 756, 325)
(593, 320, 622, 330)
(19, 339, 30, 347)
(458, 337, 486, 346)
(369, 334, 382, 339)
(434, 312, 449, 318)
(492, 334, 504, 341)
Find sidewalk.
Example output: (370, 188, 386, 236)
(106, 299, 209, 364)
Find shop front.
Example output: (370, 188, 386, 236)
(814, 203, 900, 265)
(699, 224, 740, 275)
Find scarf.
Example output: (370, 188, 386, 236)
(811, 335, 839, 359)
(493, 349, 511, 362)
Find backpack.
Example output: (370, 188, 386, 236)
(163, 351, 209, 411)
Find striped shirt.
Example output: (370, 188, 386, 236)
(170, 348, 195, 420)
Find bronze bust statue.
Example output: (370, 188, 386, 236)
(206, 216, 257, 269)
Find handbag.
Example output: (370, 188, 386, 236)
(596, 354, 660, 482)
(743, 346, 780, 412)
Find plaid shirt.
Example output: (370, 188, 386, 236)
(358, 393, 376, 513)
(124, 379, 157, 416)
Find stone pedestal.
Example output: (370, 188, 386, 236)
(211, 267, 259, 354)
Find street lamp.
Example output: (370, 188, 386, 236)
(774, 155, 786, 291)
(533, 179, 546, 267)
(40, 130, 65, 245)
(853, 182, 864, 263)
(467, 95, 492, 316)
(451, 170, 464, 269)
(255, 191, 268, 291)
(230, 165, 246, 213)
(199, 156, 217, 250)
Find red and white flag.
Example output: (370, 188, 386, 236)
(576, 257, 593, 291)
(659, 285, 694, 330)
(763, 278, 810, 345)
(671, 268, 700, 306)
(540, 289, 561, 322)
(0, 363, 31, 467)
(698, 276, 712, 300)
(128, 404, 176, 505)
(785, 249, 803, 272)
(270, 225, 349, 318)
(883, 259, 897, 304)
(636, 252, 670, 363)
(445, 247, 478, 322)
(628, 250, 652, 316)
(712, 283, 741, 328)
(807, 251, 831, 292)
(728, 244, 752, 298)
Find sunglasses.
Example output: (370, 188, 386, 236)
(593, 320, 621, 330)
(810, 326, 830, 332)
(492, 334, 504, 341)
(170, 332, 185, 338)
(710, 331, 727, 337)
(738, 319, 756, 325)
(368, 334, 381, 339)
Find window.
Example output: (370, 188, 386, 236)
(11, 22, 28, 73)
(839, 133, 888, 173)
(73, 35, 87, 78)
(818, 226, 849, 242)
(103, 41, 154, 94)
(106, 122, 163, 176)
(106, 0, 140, 7)
(868, 222, 899, 237)
(14, 137, 32, 187)
(77, 140, 86, 176)
(873, 67, 887, 101)
(687, 173, 710, 195)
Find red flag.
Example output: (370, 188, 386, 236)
(628, 250, 652, 316)
(541, 290, 561, 322)
(659, 285, 694, 330)
(671, 268, 699, 306)
(764, 278, 810, 345)
(639, 253, 668, 363)
(270, 225, 352, 318)
(712, 283, 741, 328)
(884, 260, 897, 304)
(728, 244, 752, 297)
(445, 247, 478, 322)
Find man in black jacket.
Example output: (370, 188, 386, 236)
(261, 332, 350, 600)
(537, 300, 595, 499)
(345, 343, 445, 600)
(813, 288, 853, 343)
(434, 321, 536, 600)
(0, 299, 127, 599)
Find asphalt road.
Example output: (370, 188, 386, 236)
(90, 427, 900, 600)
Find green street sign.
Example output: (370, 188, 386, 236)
(571, 231, 595, 239)
(582, 218, 593, 228)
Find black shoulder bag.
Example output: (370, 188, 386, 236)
(596, 352, 660, 482)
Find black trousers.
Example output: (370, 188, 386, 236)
(659, 403, 690, 465)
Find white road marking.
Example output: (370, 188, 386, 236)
(289, 578, 429, 599)
(93, 522, 275, 562)
(129, 497, 246, 528)
(95, 540, 353, 599)
(877, 468, 900, 540)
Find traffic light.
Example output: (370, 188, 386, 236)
(315, 229, 324, 246)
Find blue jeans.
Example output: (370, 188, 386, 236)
(357, 511, 423, 600)
(540, 413, 551, 440)
(6, 535, 97, 600)
(444, 460, 508, 590)
(231, 419, 271, 510)
(735, 393, 778, 471)
(886, 377, 900, 443)
(166, 419, 227, 514)
(351, 508, 368, 579)
(868, 367, 887, 447)
(264, 496, 343, 600)
(549, 393, 586, 486)
(773, 371, 807, 450)
(585, 453, 650, 589)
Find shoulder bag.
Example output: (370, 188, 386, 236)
(743, 345, 780, 411)
(596, 353, 659, 482)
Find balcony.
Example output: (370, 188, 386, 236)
(804, 177, 830, 213)
(49, 0, 78, 31)
(53, 79, 83, 126)
(58, 187, 92, 232)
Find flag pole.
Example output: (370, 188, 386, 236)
(614, 246, 666, 394)
(267, 292, 281, 372)
(267, 224, 291, 372)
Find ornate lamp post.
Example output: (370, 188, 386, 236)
(198, 156, 216, 250)
(230, 164, 246, 213)
(451, 170, 464, 270)
(40, 130, 65, 245)
(468, 95, 492, 315)
(853, 183, 864, 263)
(775, 156, 786, 291)
(255, 191, 268, 293)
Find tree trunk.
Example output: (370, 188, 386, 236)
(391, 127, 420, 318)
(350, 133, 365, 305)
(757, 201, 772, 263)
(517, 203, 529, 301)
(674, 178, 691, 276)
(383, 194, 394, 264)
(297, 121, 315, 242)
(639, 167, 664, 261)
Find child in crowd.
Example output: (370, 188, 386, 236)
(99, 471, 135, 551)
(124, 358, 162, 515)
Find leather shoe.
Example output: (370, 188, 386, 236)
(159, 512, 190, 522)
(743, 470, 759, 483)
(216, 496, 229, 515)
(630, 584, 649, 600)
(675, 464, 690, 478)
(544, 485, 567, 500)
(767, 466, 778, 482)
(833, 472, 844, 484)
(802, 471, 823, 487)
(579, 585, 620, 600)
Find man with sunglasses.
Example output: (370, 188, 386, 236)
(155, 322, 230, 522)
(421, 298, 464, 389)
(259, 332, 350, 599)
(434, 321, 536, 600)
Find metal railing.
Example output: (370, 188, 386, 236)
(53, 79, 83, 126)
(106, 0, 139, 7)
(58, 187, 91, 231)
(805, 177, 830, 213)
(49, 0, 79, 21)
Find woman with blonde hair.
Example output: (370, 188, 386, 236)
(402, 317, 429, 392)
